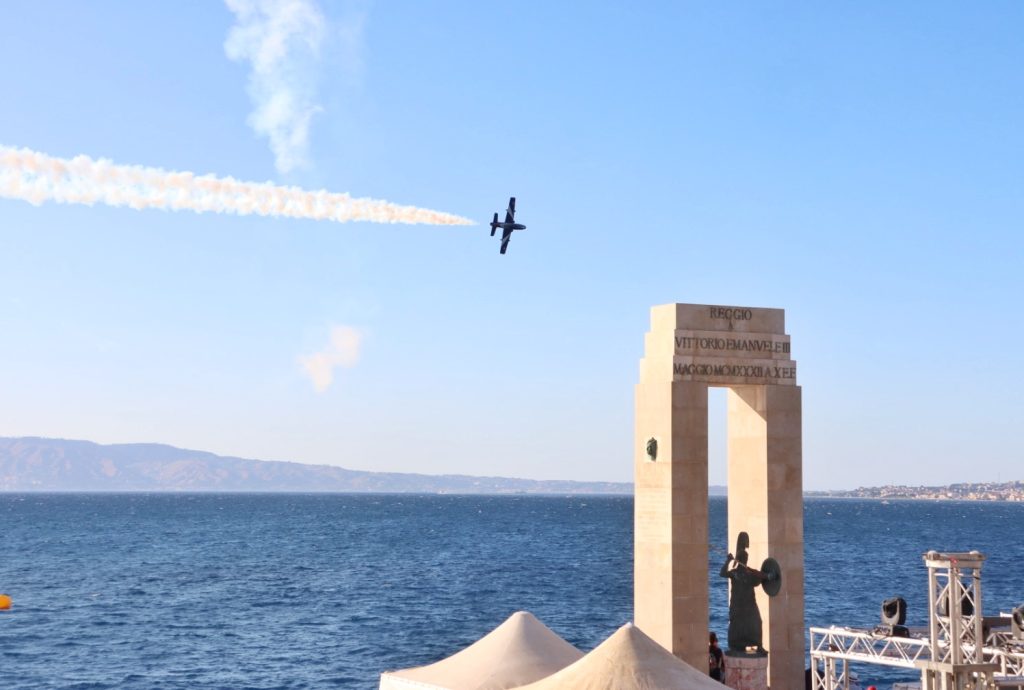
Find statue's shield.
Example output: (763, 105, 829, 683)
(760, 557, 783, 597)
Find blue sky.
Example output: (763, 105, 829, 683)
(1, 2, 1021, 489)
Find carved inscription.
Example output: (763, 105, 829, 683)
(709, 306, 753, 321)
(673, 362, 796, 380)
(675, 335, 790, 355)
(639, 303, 797, 385)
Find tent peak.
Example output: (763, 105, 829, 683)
(379, 611, 583, 690)
(510, 621, 724, 690)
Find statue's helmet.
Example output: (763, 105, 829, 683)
(735, 532, 750, 565)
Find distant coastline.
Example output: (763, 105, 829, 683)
(807, 481, 1024, 503)
(2, 437, 1018, 501)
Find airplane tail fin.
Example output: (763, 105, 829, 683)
(490, 212, 498, 236)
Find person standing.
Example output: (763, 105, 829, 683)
(709, 631, 726, 682)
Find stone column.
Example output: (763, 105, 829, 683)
(634, 379, 709, 672)
(727, 384, 804, 690)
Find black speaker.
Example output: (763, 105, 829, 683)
(882, 597, 907, 626)
(1012, 604, 1024, 640)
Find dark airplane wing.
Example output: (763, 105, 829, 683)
(500, 227, 514, 254)
(504, 196, 516, 224)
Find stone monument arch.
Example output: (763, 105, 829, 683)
(634, 303, 804, 689)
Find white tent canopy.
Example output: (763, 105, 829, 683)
(379, 611, 584, 690)
(511, 622, 725, 690)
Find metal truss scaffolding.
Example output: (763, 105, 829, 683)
(810, 551, 1024, 690)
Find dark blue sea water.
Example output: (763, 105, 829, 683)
(1, 494, 1022, 689)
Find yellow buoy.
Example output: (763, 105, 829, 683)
(0, 594, 11, 610)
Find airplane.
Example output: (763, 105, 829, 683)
(489, 196, 526, 254)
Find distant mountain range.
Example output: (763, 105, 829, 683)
(0, 437, 637, 494)
(6, 437, 1012, 500)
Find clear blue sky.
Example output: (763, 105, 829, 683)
(1, 2, 1021, 490)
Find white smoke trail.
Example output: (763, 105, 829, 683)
(224, 0, 327, 174)
(0, 145, 473, 226)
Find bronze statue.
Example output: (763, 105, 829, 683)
(720, 532, 772, 656)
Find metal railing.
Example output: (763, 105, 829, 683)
(809, 625, 1024, 690)
(811, 626, 932, 669)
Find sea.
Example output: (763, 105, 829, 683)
(1, 494, 1022, 689)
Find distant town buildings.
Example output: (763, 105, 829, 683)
(809, 481, 1024, 502)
